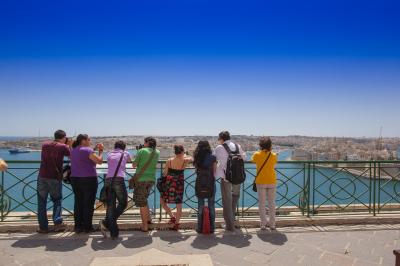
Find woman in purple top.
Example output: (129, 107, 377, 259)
(70, 134, 104, 233)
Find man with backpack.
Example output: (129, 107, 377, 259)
(214, 131, 246, 231)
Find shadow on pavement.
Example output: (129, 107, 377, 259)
(256, 230, 288, 246)
(152, 230, 190, 244)
(11, 233, 89, 252)
(91, 236, 122, 251)
(218, 230, 252, 248)
(191, 229, 252, 250)
(191, 234, 219, 250)
(120, 232, 153, 249)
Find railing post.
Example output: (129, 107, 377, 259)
(369, 162, 372, 214)
(1, 170, 4, 222)
(308, 163, 315, 215)
(307, 163, 311, 217)
(241, 181, 245, 218)
(158, 162, 163, 222)
(373, 162, 377, 216)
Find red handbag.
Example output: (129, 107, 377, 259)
(202, 205, 211, 234)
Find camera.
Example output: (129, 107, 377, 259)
(136, 144, 145, 150)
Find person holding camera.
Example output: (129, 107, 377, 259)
(0, 159, 7, 172)
(99, 140, 131, 239)
(160, 145, 192, 230)
(70, 134, 104, 234)
(129, 137, 160, 232)
(37, 130, 72, 233)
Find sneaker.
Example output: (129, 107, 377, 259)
(53, 222, 67, 232)
(37, 228, 49, 234)
(99, 220, 109, 238)
(84, 227, 96, 234)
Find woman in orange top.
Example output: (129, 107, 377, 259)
(251, 137, 278, 230)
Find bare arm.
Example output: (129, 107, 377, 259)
(0, 159, 8, 171)
(89, 144, 104, 165)
(184, 156, 193, 163)
(89, 152, 103, 164)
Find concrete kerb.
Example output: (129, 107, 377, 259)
(1, 214, 400, 233)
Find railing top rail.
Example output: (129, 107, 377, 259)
(4, 160, 400, 164)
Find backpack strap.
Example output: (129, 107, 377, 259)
(233, 143, 239, 154)
(222, 142, 239, 155)
(112, 151, 125, 179)
(222, 143, 231, 154)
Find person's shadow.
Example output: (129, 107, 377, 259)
(120, 231, 153, 249)
(256, 230, 288, 246)
(191, 234, 219, 250)
(91, 236, 122, 251)
(152, 230, 190, 244)
(11, 233, 89, 252)
(218, 229, 252, 248)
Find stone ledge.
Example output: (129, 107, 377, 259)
(1, 214, 399, 233)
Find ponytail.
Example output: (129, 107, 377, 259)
(72, 134, 88, 148)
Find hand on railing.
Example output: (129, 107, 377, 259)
(0, 160, 7, 172)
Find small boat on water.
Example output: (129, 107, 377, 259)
(8, 148, 31, 154)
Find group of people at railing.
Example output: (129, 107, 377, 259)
(0, 130, 278, 240)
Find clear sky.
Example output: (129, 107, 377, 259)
(0, 0, 399, 137)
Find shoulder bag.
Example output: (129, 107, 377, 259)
(252, 151, 271, 192)
(99, 152, 125, 203)
(128, 149, 157, 189)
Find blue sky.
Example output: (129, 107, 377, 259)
(0, 0, 399, 137)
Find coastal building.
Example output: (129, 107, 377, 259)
(159, 148, 174, 159)
(292, 149, 311, 160)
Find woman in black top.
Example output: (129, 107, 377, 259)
(193, 141, 217, 234)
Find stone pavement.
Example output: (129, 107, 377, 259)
(0, 224, 399, 266)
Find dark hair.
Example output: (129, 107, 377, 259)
(193, 140, 212, 168)
(114, 140, 126, 150)
(218, 131, 231, 142)
(54, 130, 66, 140)
(174, 145, 184, 155)
(144, 137, 157, 149)
(259, 137, 272, 151)
(72, 134, 89, 148)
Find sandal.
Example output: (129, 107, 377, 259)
(172, 223, 180, 231)
(168, 217, 176, 225)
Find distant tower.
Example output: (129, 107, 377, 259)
(397, 145, 400, 160)
(376, 126, 383, 151)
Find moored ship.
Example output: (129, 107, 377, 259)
(8, 148, 32, 154)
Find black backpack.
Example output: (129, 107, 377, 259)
(223, 143, 246, 184)
(195, 167, 215, 199)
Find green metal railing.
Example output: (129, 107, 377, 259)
(1, 160, 400, 222)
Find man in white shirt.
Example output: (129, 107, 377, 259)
(214, 131, 246, 231)
(0, 159, 7, 171)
